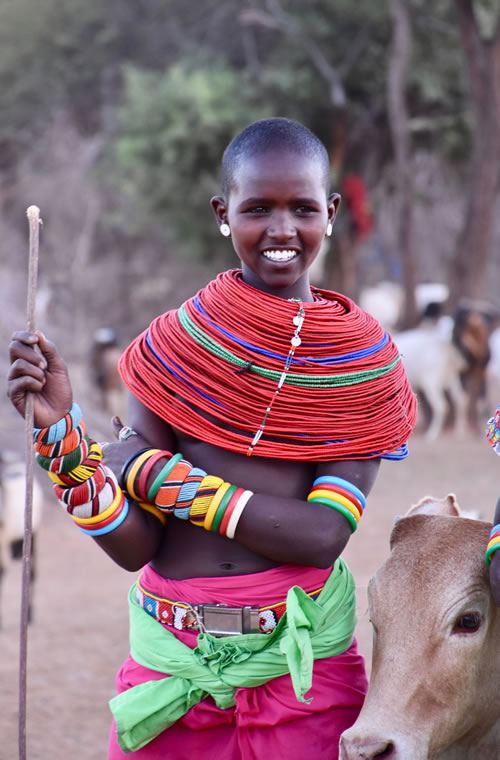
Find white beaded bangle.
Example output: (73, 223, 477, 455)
(66, 470, 118, 518)
(226, 490, 253, 539)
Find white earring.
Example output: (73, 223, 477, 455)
(220, 223, 231, 238)
(326, 221, 333, 237)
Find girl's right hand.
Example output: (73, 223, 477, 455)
(8, 331, 73, 428)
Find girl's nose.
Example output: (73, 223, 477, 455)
(267, 215, 296, 240)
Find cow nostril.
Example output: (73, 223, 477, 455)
(374, 742, 395, 758)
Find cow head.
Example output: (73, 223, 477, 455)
(339, 495, 500, 759)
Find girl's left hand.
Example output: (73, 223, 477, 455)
(101, 416, 151, 485)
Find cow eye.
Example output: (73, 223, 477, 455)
(452, 612, 482, 634)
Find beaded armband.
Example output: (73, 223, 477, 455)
(33, 403, 137, 535)
(486, 407, 500, 455)
(485, 524, 500, 566)
(307, 475, 366, 532)
(122, 448, 253, 539)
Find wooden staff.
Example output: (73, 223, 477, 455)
(19, 205, 42, 760)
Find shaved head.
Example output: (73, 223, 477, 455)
(221, 117, 331, 197)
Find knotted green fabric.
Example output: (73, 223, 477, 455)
(110, 559, 356, 753)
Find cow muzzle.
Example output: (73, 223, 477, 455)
(339, 730, 426, 760)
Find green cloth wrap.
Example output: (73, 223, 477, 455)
(110, 558, 356, 753)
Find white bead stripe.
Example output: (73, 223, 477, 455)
(226, 490, 254, 539)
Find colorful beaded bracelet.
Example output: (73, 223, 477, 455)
(33, 402, 82, 444)
(485, 524, 500, 566)
(307, 475, 367, 533)
(78, 498, 130, 537)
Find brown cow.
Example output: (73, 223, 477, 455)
(339, 496, 500, 760)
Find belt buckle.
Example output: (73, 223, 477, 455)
(196, 604, 260, 637)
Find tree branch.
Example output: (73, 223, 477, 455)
(240, 1, 347, 108)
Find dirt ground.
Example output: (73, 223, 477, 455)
(1, 429, 499, 760)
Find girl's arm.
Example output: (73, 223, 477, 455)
(230, 459, 380, 567)
(122, 397, 381, 568)
(7, 332, 165, 571)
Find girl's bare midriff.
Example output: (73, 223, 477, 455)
(150, 428, 316, 579)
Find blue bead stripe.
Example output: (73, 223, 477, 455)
(312, 475, 366, 507)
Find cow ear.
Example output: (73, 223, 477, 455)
(405, 493, 461, 518)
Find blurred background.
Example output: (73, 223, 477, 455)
(1, 1, 500, 757)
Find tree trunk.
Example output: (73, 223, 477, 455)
(387, 0, 418, 329)
(451, 0, 500, 302)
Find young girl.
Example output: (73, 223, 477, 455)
(7, 118, 416, 759)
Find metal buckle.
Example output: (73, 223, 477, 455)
(195, 604, 260, 637)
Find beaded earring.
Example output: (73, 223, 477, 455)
(326, 221, 333, 237)
(220, 223, 231, 238)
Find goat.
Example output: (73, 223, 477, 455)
(90, 327, 126, 420)
(452, 304, 492, 429)
(393, 316, 468, 441)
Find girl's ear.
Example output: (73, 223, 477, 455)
(210, 196, 228, 227)
(328, 192, 342, 222)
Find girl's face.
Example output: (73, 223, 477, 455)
(212, 150, 339, 300)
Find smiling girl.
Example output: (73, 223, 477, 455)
(7, 118, 416, 759)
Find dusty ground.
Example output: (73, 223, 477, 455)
(1, 428, 499, 760)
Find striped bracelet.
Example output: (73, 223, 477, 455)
(120, 447, 253, 538)
(307, 475, 366, 532)
(33, 402, 82, 444)
(485, 524, 500, 566)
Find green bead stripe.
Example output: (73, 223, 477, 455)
(178, 305, 400, 388)
(309, 496, 358, 532)
(36, 436, 90, 473)
(485, 541, 500, 566)
(147, 453, 183, 503)
(211, 484, 237, 533)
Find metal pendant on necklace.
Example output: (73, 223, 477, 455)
(247, 303, 305, 455)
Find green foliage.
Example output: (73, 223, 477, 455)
(473, 0, 500, 39)
(0, 0, 119, 162)
(0, 0, 487, 265)
(116, 59, 271, 259)
(406, 1, 470, 161)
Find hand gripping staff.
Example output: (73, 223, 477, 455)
(19, 205, 42, 760)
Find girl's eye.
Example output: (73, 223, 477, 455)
(295, 206, 316, 214)
(452, 612, 482, 634)
(247, 206, 268, 214)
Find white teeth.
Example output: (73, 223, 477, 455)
(262, 249, 298, 262)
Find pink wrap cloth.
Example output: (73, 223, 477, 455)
(108, 563, 367, 759)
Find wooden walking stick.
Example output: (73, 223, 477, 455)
(19, 205, 42, 760)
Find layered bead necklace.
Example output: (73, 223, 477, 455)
(119, 270, 416, 461)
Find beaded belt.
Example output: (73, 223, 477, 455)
(135, 580, 324, 637)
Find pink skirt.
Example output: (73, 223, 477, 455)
(109, 563, 367, 759)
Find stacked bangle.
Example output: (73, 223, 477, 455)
(189, 475, 224, 526)
(486, 407, 500, 455)
(36, 436, 90, 474)
(485, 524, 500, 566)
(120, 447, 253, 538)
(33, 406, 132, 536)
(33, 402, 82, 444)
(147, 453, 182, 502)
(307, 475, 366, 532)
(126, 448, 161, 501)
(202, 482, 253, 538)
(225, 490, 253, 539)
